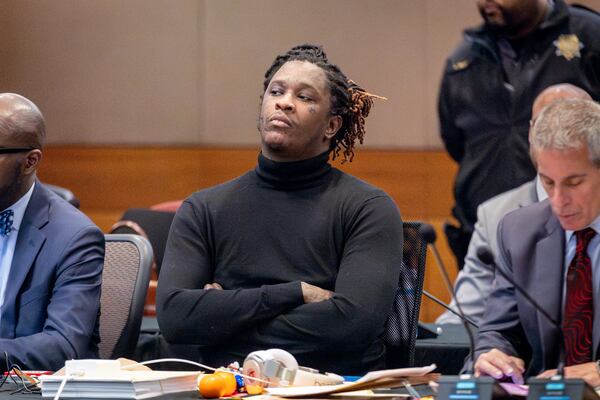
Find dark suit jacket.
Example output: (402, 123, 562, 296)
(0, 182, 104, 371)
(474, 199, 587, 376)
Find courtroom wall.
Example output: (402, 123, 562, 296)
(1, 0, 598, 147)
(0, 0, 205, 144)
(0, 0, 481, 148)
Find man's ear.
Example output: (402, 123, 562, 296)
(324, 115, 342, 140)
(23, 149, 42, 175)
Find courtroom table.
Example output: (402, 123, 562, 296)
(0, 384, 198, 399)
(0, 382, 431, 399)
(414, 323, 473, 375)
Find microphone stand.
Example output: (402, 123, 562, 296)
(422, 289, 478, 328)
(417, 224, 507, 400)
(476, 245, 599, 400)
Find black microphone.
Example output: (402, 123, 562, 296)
(418, 223, 476, 372)
(419, 223, 437, 244)
(476, 245, 565, 377)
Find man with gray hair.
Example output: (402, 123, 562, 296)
(437, 83, 591, 325)
(473, 99, 600, 387)
(0, 93, 104, 372)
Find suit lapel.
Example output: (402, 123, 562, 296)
(532, 212, 564, 368)
(0, 183, 48, 338)
(518, 179, 539, 208)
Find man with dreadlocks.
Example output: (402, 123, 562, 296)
(157, 44, 402, 374)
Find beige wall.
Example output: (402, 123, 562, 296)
(1, 0, 598, 147)
(0, 0, 204, 144)
(202, 0, 480, 148)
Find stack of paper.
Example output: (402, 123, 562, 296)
(39, 370, 199, 399)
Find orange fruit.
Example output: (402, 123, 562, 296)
(246, 384, 264, 395)
(199, 373, 227, 398)
(214, 371, 237, 395)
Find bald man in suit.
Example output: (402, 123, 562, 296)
(0, 93, 104, 371)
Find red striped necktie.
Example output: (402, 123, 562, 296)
(563, 227, 596, 366)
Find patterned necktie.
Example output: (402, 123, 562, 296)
(0, 209, 14, 237)
(563, 227, 596, 366)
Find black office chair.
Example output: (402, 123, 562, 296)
(109, 208, 177, 316)
(385, 221, 428, 368)
(109, 208, 176, 276)
(99, 234, 153, 359)
(44, 183, 81, 208)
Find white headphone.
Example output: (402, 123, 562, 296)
(242, 348, 344, 387)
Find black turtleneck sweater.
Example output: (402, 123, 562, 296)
(157, 152, 403, 374)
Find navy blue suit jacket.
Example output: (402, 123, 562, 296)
(0, 182, 104, 371)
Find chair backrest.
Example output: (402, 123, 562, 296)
(110, 208, 176, 276)
(385, 221, 428, 368)
(150, 200, 183, 212)
(99, 234, 153, 359)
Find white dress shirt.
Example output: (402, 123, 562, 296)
(535, 176, 547, 202)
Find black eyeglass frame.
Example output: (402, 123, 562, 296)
(0, 148, 35, 154)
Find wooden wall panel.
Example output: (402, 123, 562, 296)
(38, 147, 255, 210)
(38, 146, 457, 214)
(37, 146, 458, 322)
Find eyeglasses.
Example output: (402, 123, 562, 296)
(0, 148, 35, 154)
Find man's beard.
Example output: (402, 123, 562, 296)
(480, 7, 532, 38)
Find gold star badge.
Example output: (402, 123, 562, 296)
(553, 34, 584, 61)
(452, 60, 470, 71)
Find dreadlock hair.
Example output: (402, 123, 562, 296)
(262, 44, 376, 163)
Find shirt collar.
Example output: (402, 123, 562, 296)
(535, 175, 548, 201)
(1, 182, 35, 234)
(565, 214, 600, 244)
(255, 151, 332, 190)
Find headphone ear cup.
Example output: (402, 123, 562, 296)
(264, 348, 298, 371)
(243, 350, 272, 386)
(246, 350, 270, 363)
